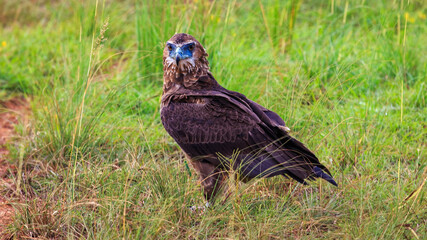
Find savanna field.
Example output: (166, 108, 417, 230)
(0, 0, 426, 239)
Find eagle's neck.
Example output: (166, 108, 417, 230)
(161, 70, 220, 107)
(162, 56, 210, 89)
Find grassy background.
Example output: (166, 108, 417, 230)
(0, 0, 426, 238)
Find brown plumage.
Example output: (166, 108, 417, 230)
(160, 33, 337, 201)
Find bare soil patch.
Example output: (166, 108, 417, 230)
(0, 96, 30, 236)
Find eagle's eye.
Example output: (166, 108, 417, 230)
(188, 43, 195, 51)
(168, 44, 173, 51)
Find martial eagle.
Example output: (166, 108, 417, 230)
(160, 33, 337, 201)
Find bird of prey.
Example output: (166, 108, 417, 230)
(160, 33, 337, 202)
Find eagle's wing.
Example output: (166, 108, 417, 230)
(222, 90, 335, 178)
(161, 89, 337, 186)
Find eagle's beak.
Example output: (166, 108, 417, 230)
(175, 47, 184, 65)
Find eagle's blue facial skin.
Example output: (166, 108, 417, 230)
(167, 42, 195, 65)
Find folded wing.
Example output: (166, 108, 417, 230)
(161, 88, 337, 186)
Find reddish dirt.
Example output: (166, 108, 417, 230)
(0, 96, 30, 235)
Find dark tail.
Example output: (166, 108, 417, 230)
(278, 136, 338, 187)
(313, 166, 338, 186)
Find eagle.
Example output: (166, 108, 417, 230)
(160, 33, 337, 202)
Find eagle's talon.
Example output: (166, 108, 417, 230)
(189, 202, 210, 213)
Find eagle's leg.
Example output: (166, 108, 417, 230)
(189, 160, 226, 202)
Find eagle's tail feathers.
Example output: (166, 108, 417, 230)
(313, 166, 338, 186)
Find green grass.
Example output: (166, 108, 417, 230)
(0, 0, 426, 238)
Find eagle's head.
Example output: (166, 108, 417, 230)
(163, 33, 210, 88)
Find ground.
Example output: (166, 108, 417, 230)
(0, 97, 29, 236)
(0, 0, 425, 239)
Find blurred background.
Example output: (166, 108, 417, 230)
(0, 0, 425, 239)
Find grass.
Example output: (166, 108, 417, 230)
(0, 0, 426, 238)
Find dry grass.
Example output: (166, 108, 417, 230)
(0, 0, 426, 239)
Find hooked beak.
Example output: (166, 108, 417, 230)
(175, 47, 184, 65)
